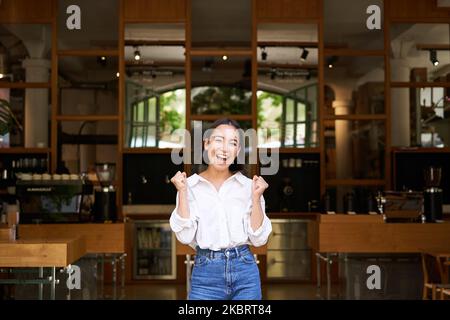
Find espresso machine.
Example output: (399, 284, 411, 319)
(423, 166, 443, 222)
(93, 163, 117, 222)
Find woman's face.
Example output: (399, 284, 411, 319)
(204, 124, 241, 172)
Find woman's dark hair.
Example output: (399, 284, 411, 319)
(204, 118, 245, 174)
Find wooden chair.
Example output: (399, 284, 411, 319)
(421, 253, 450, 300)
(440, 288, 450, 300)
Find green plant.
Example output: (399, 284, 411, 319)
(257, 91, 283, 129)
(159, 91, 184, 134)
(191, 87, 251, 115)
(0, 98, 23, 136)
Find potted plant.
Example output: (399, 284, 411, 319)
(0, 98, 23, 136)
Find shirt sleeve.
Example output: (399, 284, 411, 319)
(247, 195, 272, 247)
(169, 190, 198, 245)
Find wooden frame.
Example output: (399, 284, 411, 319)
(0, 83, 51, 89)
(384, 0, 392, 190)
(319, 0, 392, 194)
(1, 0, 450, 286)
(388, 16, 450, 190)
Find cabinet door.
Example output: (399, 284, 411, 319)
(267, 219, 311, 280)
(133, 221, 176, 279)
(267, 250, 311, 280)
(268, 220, 308, 250)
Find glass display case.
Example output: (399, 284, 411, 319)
(133, 220, 176, 280)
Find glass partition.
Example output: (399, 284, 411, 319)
(325, 120, 385, 179)
(0, 24, 51, 83)
(124, 23, 186, 148)
(391, 87, 450, 148)
(324, 0, 384, 50)
(57, 0, 118, 50)
(390, 23, 450, 83)
(257, 23, 319, 148)
(191, 0, 251, 49)
(324, 55, 385, 115)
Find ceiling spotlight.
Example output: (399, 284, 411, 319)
(327, 56, 338, 69)
(430, 49, 439, 66)
(134, 47, 141, 61)
(97, 56, 107, 66)
(300, 48, 309, 62)
(0, 73, 4, 79)
(116, 72, 120, 78)
(261, 47, 268, 61)
(222, 55, 228, 61)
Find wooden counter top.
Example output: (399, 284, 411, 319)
(125, 212, 321, 220)
(19, 223, 125, 254)
(317, 213, 384, 223)
(0, 237, 86, 267)
(308, 214, 450, 253)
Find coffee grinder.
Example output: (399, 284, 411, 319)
(423, 166, 443, 222)
(93, 163, 117, 222)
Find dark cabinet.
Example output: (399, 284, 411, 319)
(261, 153, 320, 213)
(123, 154, 183, 204)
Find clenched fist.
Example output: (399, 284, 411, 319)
(171, 171, 187, 192)
(252, 175, 268, 199)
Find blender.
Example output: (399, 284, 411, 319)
(93, 163, 117, 222)
(423, 166, 443, 222)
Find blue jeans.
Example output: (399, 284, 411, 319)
(188, 244, 262, 300)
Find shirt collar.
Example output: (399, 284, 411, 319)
(188, 171, 246, 188)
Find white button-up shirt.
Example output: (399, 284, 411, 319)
(169, 172, 272, 251)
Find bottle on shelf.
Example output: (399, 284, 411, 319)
(10, 160, 16, 181)
(6, 202, 19, 240)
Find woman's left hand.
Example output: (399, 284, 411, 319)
(252, 175, 269, 199)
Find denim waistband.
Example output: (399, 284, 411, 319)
(195, 244, 250, 259)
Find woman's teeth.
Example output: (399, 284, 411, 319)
(216, 154, 227, 162)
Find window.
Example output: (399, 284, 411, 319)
(128, 93, 158, 148)
(125, 85, 186, 148)
(283, 84, 318, 148)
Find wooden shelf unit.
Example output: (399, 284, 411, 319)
(0, 82, 51, 89)
(2, 0, 450, 284)
(0, 148, 51, 154)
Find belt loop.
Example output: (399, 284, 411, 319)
(210, 250, 213, 259)
(234, 247, 239, 257)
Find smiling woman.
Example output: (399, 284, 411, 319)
(169, 117, 272, 300)
(202, 118, 245, 173)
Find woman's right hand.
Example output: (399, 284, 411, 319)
(170, 171, 187, 192)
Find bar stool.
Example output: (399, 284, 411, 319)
(421, 253, 450, 300)
(175, 241, 195, 298)
(96, 253, 127, 300)
(440, 288, 450, 300)
(316, 252, 339, 299)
